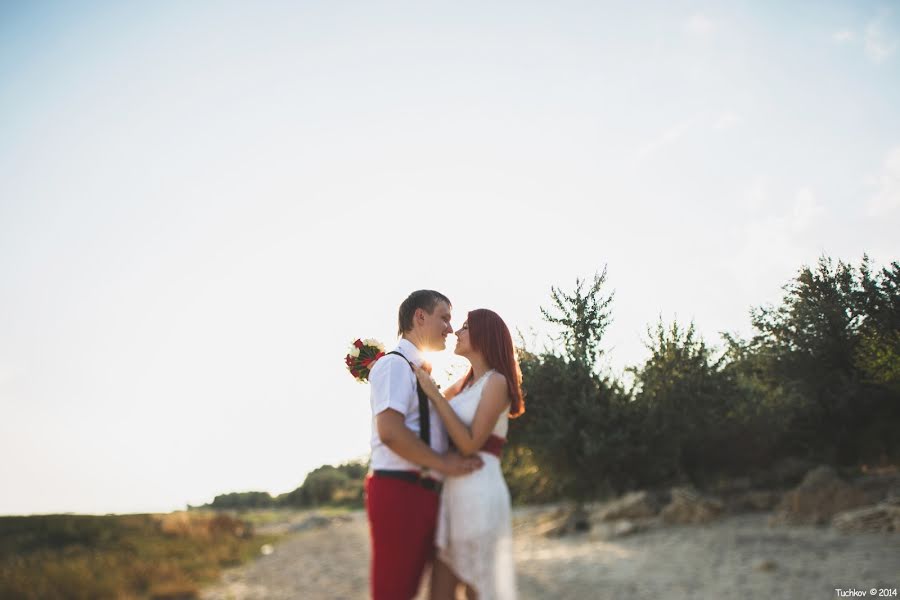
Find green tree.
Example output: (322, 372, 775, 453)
(209, 491, 275, 510)
(744, 255, 900, 464)
(539, 267, 614, 369)
(300, 465, 350, 506)
(855, 258, 900, 392)
(718, 331, 803, 471)
(511, 269, 633, 513)
(335, 459, 369, 480)
(629, 318, 746, 485)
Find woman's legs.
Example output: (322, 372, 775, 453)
(430, 557, 482, 600)
(429, 557, 461, 600)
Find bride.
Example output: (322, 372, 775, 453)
(413, 308, 525, 600)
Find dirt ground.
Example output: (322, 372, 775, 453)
(199, 507, 899, 600)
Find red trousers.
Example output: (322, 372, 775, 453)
(364, 473, 440, 600)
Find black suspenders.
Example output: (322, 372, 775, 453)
(383, 351, 431, 447)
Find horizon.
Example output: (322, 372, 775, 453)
(2, 1, 899, 516)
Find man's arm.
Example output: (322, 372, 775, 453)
(376, 409, 482, 476)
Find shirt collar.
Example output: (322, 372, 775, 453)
(396, 338, 425, 367)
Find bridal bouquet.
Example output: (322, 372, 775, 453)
(345, 338, 385, 383)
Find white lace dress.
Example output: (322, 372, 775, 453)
(435, 370, 516, 600)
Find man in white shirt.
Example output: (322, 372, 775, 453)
(366, 289, 483, 600)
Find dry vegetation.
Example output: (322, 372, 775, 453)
(0, 511, 283, 600)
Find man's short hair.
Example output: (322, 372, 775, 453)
(398, 290, 451, 335)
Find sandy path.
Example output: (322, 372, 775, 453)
(200, 508, 899, 600)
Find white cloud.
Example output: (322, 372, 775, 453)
(636, 119, 694, 160)
(0, 364, 19, 401)
(832, 30, 857, 44)
(867, 146, 900, 216)
(729, 186, 825, 294)
(742, 177, 768, 211)
(0, 364, 17, 383)
(833, 15, 898, 62)
(791, 187, 824, 231)
(684, 14, 716, 35)
(864, 18, 898, 63)
(714, 111, 742, 130)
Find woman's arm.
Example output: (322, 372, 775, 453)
(414, 368, 510, 455)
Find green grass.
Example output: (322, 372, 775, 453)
(0, 512, 284, 600)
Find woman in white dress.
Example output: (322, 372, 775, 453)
(413, 308, 526, 600)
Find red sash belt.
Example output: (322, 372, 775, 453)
(481, 434, 506, 458)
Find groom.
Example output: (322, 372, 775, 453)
(365, 289, 483, 600)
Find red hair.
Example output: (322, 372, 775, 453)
(461, 309, 525, 418)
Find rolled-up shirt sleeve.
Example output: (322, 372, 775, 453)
(370, 356, 414, 416)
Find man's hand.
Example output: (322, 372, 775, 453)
(437, 451, 484, 477)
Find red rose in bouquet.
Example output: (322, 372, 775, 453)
(345, 338, 386, 383)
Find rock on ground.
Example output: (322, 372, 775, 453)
(832, 499, 900, 533)
(770, 465, 874, 526)
(659, 486, 724, 525)
(595, 491, 660, 522)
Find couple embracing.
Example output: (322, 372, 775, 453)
(365, 289, 525, 600)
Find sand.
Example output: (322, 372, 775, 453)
(199, 507, 899, 600)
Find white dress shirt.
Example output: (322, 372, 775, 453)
(369, 338, 449, 478)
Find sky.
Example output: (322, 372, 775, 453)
(1, 1, 898, 516)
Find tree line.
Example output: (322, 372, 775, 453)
(200, 253, 899, 510)
(505, 254, 899, 504)
(197, 461, 368, 510)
